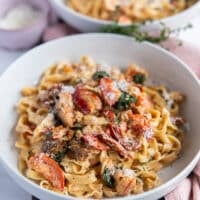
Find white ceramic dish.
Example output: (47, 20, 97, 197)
(49, 0, 200, 32)
(0, 34, 199, 200)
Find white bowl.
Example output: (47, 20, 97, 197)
(0, 34, 199, 200)
(49, 0, 200, 32)
(0, 0, 49, 50)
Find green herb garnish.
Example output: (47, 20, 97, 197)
(53, 144, 69, 163)
(103, 168, 115, 188)
(53, 151, 65, 163)
(92, 71, 110, 81)
(101, 22, 193, 44)
(45, 131, 53, 139)
(101, 23, 170, 43)
(115, 165, 123, 170)
(72, 123, 83, 130)
(115, 92, 136, 110)
(133, 73, 146, 84)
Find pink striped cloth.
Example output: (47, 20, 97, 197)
(165, 161, 200, 200)
(42, 21, 200, 200)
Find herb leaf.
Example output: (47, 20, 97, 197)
(115, 92, 136, 110)
(72, 123, 83, 130)
(101, 22, 192, 44)
(53, 151, 65, 163)
(101, 23, 170, 43)
(45, 131, 53, 139)
(53, 144, 69, 163)
(103, 168, 115, 188)
(133, 73, 146, 84)
(93, 71, 110, 81)
(115, 165, 123, 170)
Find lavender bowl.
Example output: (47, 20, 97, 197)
(0, 0, 49, 50)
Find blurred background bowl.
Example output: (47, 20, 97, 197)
(49, 0, 200, 32)
(0, 0, 49, 50)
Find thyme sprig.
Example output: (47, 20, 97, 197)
(101, 22, 192, 44)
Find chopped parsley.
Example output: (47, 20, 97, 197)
(115, 92, 136, 110)
(115, 165, 123, 170)
(92, 71, 110, 81)
(133, 73, 146, 84)
(53, 151, 65, 163)
(103, 168, 115, 188)
(45, 131, 52, 139)
(72, 123, 83, 130)
(53, 144, 69, 163)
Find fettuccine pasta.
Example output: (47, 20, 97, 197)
(67, 0, 197, 24)
(16, 56, 185, 198)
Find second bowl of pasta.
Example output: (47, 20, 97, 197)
(49, 0, 200, 32)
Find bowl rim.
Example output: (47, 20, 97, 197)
(51, 0, 200, 27)
(0, 33, 200, 200)
(0, 0, 49, 33)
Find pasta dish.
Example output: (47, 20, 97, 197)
(67, 0, 197, 24)
(16, 56, 185, 198)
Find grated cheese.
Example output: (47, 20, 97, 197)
(0, 4, 41, 30)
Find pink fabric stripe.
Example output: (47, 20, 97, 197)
(165, 178, 192, 200)
(192, 175, 200, 200)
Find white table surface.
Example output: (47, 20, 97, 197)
(0, 16, 200, 200)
